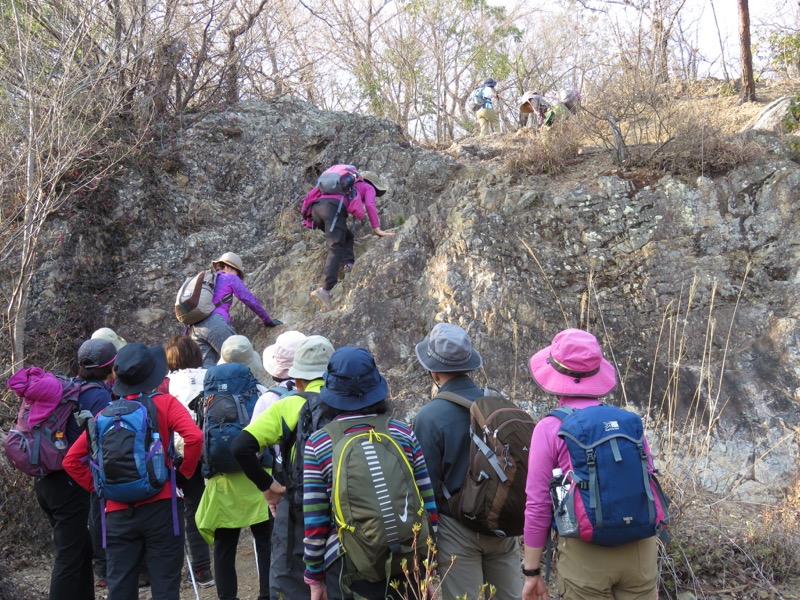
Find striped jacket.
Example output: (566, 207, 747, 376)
(302, 415, 438, 582)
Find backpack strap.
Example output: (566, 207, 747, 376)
(546, 406, 575, 421)
(435, 392, 509, 483)
(433, 391, 472, 409)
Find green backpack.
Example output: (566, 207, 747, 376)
(326, 415, 431, 589)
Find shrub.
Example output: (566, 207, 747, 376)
(502, 117, 585, 175)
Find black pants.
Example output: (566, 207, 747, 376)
(269, 500, 352, 600)
(34, 470, 94, 600)
(182, 466, 211, 571)
(214, 520, 271, 600)
(89, 491, 106, 577)
(105, 498, 185, 600)
(311, 198, 355, 291)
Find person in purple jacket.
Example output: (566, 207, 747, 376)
(190, 251, 282, 367)
(308, 171, 394, 312)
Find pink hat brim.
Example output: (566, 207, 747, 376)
(529, 344, 617, 398)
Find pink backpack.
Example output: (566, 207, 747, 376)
(4, 372, 99, 477)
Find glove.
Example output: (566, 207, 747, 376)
(264, 319, 283, 327)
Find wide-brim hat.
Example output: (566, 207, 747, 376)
(113, 343, 168, 396)
(519, 91, 540, 114)
(321, 347, 389, 411)
(360, 171, 388, 197)
(91, 327, 127, 350)
(529, 329, 617, 398)
(263, 330, 308, 379)
(415, 323, 483, 373)
(484, 78, 497, 88)
(288, 335, 334, 380)
(212, 252, 244, 276)
(218, 335, 270, 386)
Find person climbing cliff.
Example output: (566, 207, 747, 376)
(300, 167, 394, 311)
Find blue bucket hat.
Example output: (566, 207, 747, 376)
(483, 78, 497, 88)
(321, 347, 389, 411)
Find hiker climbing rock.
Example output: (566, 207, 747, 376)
(187, 252, 282, 367)
(300, 166, 394, 312)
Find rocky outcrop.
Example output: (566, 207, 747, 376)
(27, 97, 800, 502)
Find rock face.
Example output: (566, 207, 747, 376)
(26, 97, 800, 502)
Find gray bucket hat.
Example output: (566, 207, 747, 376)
(415, 323, 483, 373)
(288, 335, 335, 380)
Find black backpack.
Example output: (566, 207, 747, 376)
(276, 392, 330, 513)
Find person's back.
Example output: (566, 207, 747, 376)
(189, 252, 282, 367)
(522, 329, 662, 600)
(412, 323, 522, 600)
(63, 342, 202, 600)
(302, 346, 437, 600)
(232, 335, 350, 600)
(476, 78, 500, 137)
(195, 360, 272, 600)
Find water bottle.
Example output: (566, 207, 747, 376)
(53, 432, 67, 450)
(150, 433, 164, 461)
(550, 468, 578, 536)
(549, 468, 565, 510)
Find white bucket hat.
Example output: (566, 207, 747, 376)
(263, 330, 308, 380)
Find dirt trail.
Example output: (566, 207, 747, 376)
(7, 530, 261, 600)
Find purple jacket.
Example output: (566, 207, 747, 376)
(211, 271, 272, 324)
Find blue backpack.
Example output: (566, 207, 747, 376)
(548, 404, 670, 547)
(202, 362, 261, 476)
(88, 393, 172, 504)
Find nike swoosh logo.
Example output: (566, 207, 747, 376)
(399, 493, 409, 523)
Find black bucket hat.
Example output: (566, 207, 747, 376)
(113, 343, 168, 396)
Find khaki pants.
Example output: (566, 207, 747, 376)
(556, 536, 658, 600)
(436, 514, 521, 600)
(476, 107, 499, 136)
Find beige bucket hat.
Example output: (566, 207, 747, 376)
(91, 327, 128, 351)
(218, 335, 270, 386)
(212, 252, 244, 276)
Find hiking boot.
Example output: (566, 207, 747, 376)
(343, 262, 354, 274)
(190, 567, 215, 588)
(310, 287, 333, 311)
(337, 263, 353, 281)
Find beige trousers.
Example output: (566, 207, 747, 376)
(556, 536, 658, 600)
(476, 107, 499, 136)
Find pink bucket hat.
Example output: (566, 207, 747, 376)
(529, 329, 617, 398)
(263, 330, 308, 379)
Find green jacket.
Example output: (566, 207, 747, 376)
(243, 378, 324, 463)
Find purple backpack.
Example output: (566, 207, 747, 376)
(4, 375, 94, 477)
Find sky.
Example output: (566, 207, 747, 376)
(491, 0, 795, 78)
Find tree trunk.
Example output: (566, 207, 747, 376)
(738, 0, 756, 102)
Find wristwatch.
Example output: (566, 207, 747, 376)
(522, 567, 541, 577)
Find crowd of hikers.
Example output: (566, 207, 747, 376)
(3, 159, 671, 600)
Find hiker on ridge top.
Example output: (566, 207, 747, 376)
(303, 169, 394, 312)
(190, 252, 282, 367)
(476, 77, 500, 137)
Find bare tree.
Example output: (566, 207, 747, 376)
(738, 0, 756, 102)
(0, 0, 150, 369)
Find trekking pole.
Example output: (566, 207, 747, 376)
(185, 539, 201, 600)
(253, 536, 260, 578)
